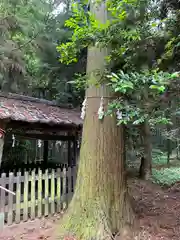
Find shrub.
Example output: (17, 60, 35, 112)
(152, 167, 180, 186)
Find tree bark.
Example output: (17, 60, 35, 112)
(59, 86, 135, 239)
(58, 2, 135, 239)
(139, 121, 152, 180)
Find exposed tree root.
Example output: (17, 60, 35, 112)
(57, 196, 135, 240)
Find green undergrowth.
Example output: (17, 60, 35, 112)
(152, 154, 167, 166)
(152, 167, 180, 186)
(126, 153, 168, 170)
(152, 150, 180, 186)
(127, 149, 180, 186)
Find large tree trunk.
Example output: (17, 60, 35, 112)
(59, 86, 135, 239)
(139, 121, 152, 180)
(58, 1, 135, 239)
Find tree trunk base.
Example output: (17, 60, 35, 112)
(57, 195, 135, 240)
(140, 171, 151, 180)
(139, 157, 152, 180)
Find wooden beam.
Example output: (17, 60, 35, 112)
(10, 129, 68, 137)
(10, 132, 76, 141)
(7, 121, 82, 134)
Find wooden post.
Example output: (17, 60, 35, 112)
(56, 168, 61, 213)
(31, 169, 36, 220)
(15, 171, 21, 224)
(7, 172, 14, 225)
(38, 168, 42, 218)
(67, 137, 71, 167)
(0, 173, 6, 229)
(67, 167, 72, 203)
(23, 171, 29, 222)
(72, 132, 79, 166)
(0, 173, 6, 227)
(44, 169, 49, 216)
(62, 167, 67, 210)
(50, 169, 55, 215)
(0, 121, 6, 167)
(43, 140, 49, 166)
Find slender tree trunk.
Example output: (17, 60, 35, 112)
(177, 140, 180, 160)
(166, 100, 171, 165)
(166, 125, 171, 165)
(139, 121, 152, 180)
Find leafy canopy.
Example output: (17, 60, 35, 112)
(57, 0, 180, 126)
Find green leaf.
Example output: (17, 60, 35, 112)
(158, 86, 165, 92)
(115, 87, 120, 92)
(111, 73, 119, 79)
(171, 72, 179, 78)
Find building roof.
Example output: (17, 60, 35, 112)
(0, 92, 82, 128)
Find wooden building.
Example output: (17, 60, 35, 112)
(0, 92, 82, 171)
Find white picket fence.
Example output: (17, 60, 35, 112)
(0, 166, 77, 225)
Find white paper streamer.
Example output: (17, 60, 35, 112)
(38, 139, 42, 148)
(12, 134, 15, 148)
(98, 97, 104, 120)
(116, 109, 123, 120)
(80, 98, 87, 120)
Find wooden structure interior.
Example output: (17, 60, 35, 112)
(0, 92, 82, 171)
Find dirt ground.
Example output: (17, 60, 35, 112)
(129, 179, 180, 240)
(1, 179, 180, 240)
(0, 215, 61, 240)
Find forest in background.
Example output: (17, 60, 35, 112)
(0, 0, 85, 105)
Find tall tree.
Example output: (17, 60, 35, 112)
(58, 1, 134, 239)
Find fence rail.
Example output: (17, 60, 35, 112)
(0, 166, 77, 225)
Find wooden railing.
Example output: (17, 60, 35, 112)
(0, 166, 77, 225)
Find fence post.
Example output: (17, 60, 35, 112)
(44, 169, 49, 216)
(67, 167, 72, 205)
(0, 172, 6, 229)
(62, 167, 67, 210)
(56, 168, 61, 213)
(7, 172, 14, 225)
(15, 172, 21, 224)
(72, 165, 77, 193)
(38, 168, 42, 218)
(23, 171, 29, 222)
(51, 169, 55, 215)
(31, 169, 36, 220)
(0, 173, 6, 212)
